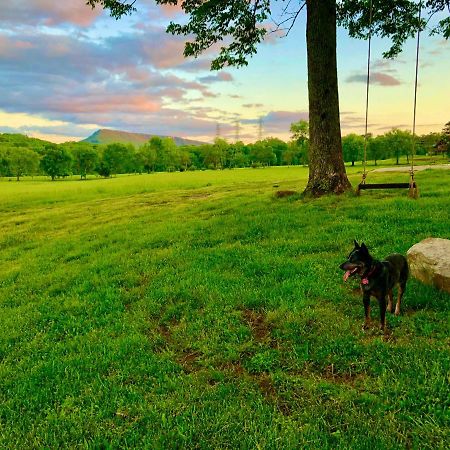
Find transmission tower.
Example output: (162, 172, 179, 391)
(258, 117, 263, 141)
(234, 120, 241, 142)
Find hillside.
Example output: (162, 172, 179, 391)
(82, 129, 206, 147)
(0, 133, 53, 149)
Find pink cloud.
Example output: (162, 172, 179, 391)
(142, 37, 187, 68)
(346, 72, 401, 86)
(49, 94, 161, 114)
(1, 0, 102, 27)
(159, 4, 184, 18)
(0, 36, 35, 56)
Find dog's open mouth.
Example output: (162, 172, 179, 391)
(343, 267, 359, 282)
(339, 262, 361, 282)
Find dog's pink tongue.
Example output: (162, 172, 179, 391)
(343, 271, 351, 282)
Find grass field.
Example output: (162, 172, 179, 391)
(1, 166, 449, 449)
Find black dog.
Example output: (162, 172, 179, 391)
(340, 240, 409, 331)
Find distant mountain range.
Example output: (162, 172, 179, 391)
(82, 129, 206, 147)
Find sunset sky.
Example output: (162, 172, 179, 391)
(1, 0, 449, 144)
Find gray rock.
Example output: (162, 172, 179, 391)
(407, 238, 450, 293)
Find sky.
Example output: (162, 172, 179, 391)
(0, 0, 449, 144)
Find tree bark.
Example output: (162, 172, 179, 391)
(304, 0, 351, 196)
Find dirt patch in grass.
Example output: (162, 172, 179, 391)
(242, 309, 276, 347)
(152, 318, 180, 351)
(158, 323, 173, 342)
(275, 190, 297, 198)
(177, 349, 203, 373)
(256, 374, 292, 416)
(186, 193, 211, 200)
(321, 364, 366, 386)
(220, 361, 291, 416)
(220, 360, 246, 377)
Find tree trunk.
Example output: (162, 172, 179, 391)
(304, 0, 351, 196)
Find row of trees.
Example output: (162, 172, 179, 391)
(0, 123, 448, 180)
(0, 135, 305, 180)
(342, 125, 450, 166)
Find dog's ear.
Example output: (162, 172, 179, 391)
(353, 239, 360, 248)
(360, 242, 368, 253)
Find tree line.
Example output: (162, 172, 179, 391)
(0, 122, 448, 181)
(342, 123, 450, 166)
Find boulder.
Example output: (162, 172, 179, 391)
(407, 238, 450, 293)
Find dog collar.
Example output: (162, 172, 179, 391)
(361, 264, 378, 285)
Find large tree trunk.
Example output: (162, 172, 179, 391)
(304, 0, 351, 196)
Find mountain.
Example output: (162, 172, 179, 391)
(82, 129, 206, 147)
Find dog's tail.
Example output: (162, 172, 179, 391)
(401, 256, 409, 283)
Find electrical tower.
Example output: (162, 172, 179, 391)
(258, 117, 263, 141)
(235, 120, 241, 142)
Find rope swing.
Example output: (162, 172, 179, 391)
(356, 0, 421, 198)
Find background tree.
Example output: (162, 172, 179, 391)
(263, 137, 288, 166)
(342, 133, 364, 166)
(227, 141, 248, 168)
(383, 128, 413, 164)
(88, 0, 449, 195)
(290, 120, 309, 146)
(290, 120, 310, 165)
(415, 132, 441, 156)
(40, 145, 72, 180)
(161, 137, 180, 172)
(71, 144, 99, 179)
(282, 142, 298, 166)
(7, 148, 40, 181)
(367, 135, 386, 166)
(249, 140, 277, 167)
(138, 141, 158, 173)
(442, 121, 450, 156)
(0, 148, 11, 177)
(202, 142, 223, 170)
(102, 143, 134, 175)
(178, 146, 192, 171)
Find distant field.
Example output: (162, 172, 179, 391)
(0, 166, 449, 448)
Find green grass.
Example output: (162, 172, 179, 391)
(1, 167, 449, 449)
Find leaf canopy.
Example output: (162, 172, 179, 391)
(88, 0, 449, 66)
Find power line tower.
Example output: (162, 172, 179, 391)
(234, 120, 241, 142)
(216, 123, 221, 139)
(258, 116, 263, 141)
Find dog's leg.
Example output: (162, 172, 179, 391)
(377, 293, 387, 331)
(387, 289, 393, 313)
(395, 282, 406, 316)
(362, 294, 371, 330)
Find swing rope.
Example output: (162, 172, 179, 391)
(358, 0, 421, 198)
(410, 2, 422, 188)
(361, 0, 373, 185)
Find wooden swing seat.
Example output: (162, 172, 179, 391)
(357, 182, 416, 190)
(356, 180, 418, 198)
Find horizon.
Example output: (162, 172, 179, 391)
(0, 1, 449, 144)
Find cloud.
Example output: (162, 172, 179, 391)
(0, 20, 228, 141)
(198, 72, 234, 83)
(241, 110, 309, 134)
(176, 59, 214, 73)
(346, 72, 401, 86)
(0, 0, 103, 27)
(242, 103, 264, 108)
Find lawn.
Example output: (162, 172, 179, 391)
(0, 166, 449, 449)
